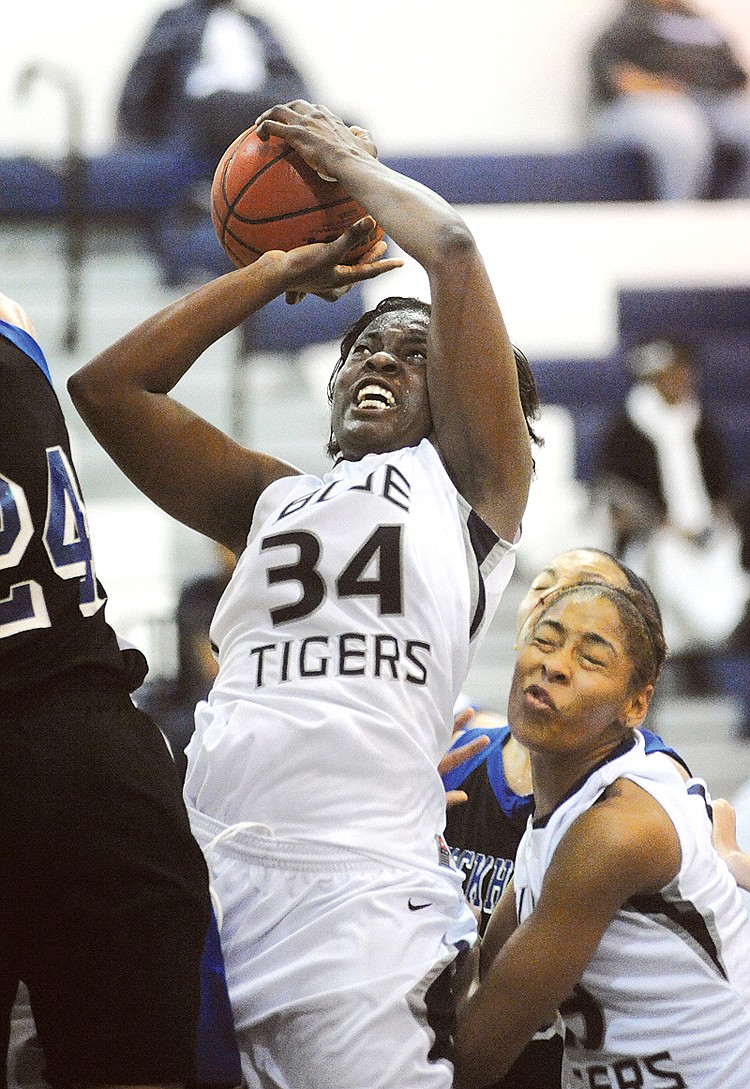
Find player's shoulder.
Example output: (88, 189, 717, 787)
(0, 321, 54, 393)
(0, 328, 60, 450)
(641, 726, 691, 777)
(550, 779, 678, 900)
(403, 437, 453, 482)
(254, 466, 317, 506)
(580, 777, 676, 864)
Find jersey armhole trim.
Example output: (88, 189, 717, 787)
(0, 321, 52, 386)
(457, 497, 512, 641)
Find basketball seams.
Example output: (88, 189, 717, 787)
(214, 126, 295, 251)
(222, 194, 361, 227)
(222, 234, 263, 266)
(223, 143, 295, 219)
(211, 125, 382, 267)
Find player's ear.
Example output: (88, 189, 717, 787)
(622, 684, 653, 730)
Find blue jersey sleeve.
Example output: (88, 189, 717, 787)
(642, 725, 692, 777)
(442, 726, 509, 792)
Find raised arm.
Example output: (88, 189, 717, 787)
(68, 220, 399, 555)
(255, 102, 533, 542)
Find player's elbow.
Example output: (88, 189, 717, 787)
(67, 366, 90, 411)
(431, 220, 478, 268)
(67, 362, 108, 423)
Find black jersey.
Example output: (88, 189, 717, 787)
(444, 726, 530, 936)
(0, 321, 133, 698)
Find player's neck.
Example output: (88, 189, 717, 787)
(502, 734, 532, 796)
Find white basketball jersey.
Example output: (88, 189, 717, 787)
(514, 732, 750, 1089)
(184, 439, 516, 869)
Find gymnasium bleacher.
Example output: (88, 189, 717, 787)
(531, 287, 750, 491)
(3, 122, 750, 799)
(0, 142, 656, 323)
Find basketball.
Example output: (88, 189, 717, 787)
(211, 126, 383, 269)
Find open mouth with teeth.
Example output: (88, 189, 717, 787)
(356, 384, 396, 410)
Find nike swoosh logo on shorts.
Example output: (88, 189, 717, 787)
(408, 899, 433, 911)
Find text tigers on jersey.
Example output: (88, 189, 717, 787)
(247, 632, 432, 687)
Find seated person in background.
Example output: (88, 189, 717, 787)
(117, 0, 311, 164)
(729, 479, 750, 650)
(587, 0, 750, 200)
(596, 334, 750, 727)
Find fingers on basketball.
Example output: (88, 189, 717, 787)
(211, 126, 384, 269)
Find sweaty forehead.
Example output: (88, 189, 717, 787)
(537, 589, 623, 636)
(360, 310, 429, 339)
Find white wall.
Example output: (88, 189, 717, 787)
(4, 0, 750, 157)
(364, 200, 750, 359)
(4, 1, 750, 364)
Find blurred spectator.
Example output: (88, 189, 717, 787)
(596, 335, 750, 727)
(730, 483, 750, 647)
(137, 544, 235, 780)
(116, 0, 311, 164)
(587, 0, 750, 200)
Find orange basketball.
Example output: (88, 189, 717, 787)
(211, 125, 383, 269)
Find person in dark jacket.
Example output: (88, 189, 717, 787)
(597, 335, 750, 724)
(117, 0, 310, 162)
(587, 0, 750, 199)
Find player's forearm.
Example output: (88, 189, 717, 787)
(725, 849, 750, 892)
(332, 149, 472, 273)
(454, 977, 551, 1088)
(72, 253, 289, 405)
(455, 922, 567, 1088)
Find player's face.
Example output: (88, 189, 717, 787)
(516, 550, 629, 642)
(508, 591, 645, 759)
(330, 311, 432, 460)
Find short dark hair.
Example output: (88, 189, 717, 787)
(571, 547, 664, 629)
(536, 580, 667, 692)
(325, 296, 542, 459)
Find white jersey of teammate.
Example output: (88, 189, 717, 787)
(184, 438, 517, 869)
(514, 731, 750, 1089)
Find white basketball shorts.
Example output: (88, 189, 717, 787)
(189, 808, 477, 1089)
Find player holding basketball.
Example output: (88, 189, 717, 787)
(69, 100, 538, 1089)
(0, 291, 210, 1087)
(453, 581, 750, 1089)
